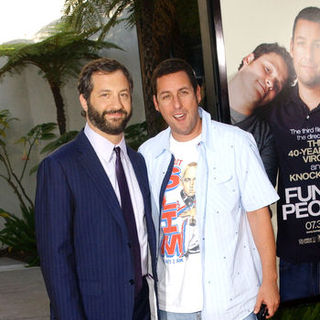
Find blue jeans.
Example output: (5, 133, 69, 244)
(243, 313, 258, 320)
(279, 258, 320, 302)
(159, 310, 257, 320)
(159, 310, 201, 320)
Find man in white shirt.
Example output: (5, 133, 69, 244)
(139, 58, 280, 320)
(35, 58, 157, 320)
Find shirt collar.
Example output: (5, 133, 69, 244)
(84, 123, 127, 162)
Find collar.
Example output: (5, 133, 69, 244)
(84, 123, 127, 162)
(287, 85, 320, 113)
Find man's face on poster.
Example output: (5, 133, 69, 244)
(181, 165, 196, 197)
(291, 19, 320, 88)
(240, 52, 288, 107)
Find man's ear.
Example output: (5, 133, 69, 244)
(196, 85, 202, 103)
(153, 95, 160, 112)
(290, 38, 294, 58)
(79, 94, 88, 113)
(242, 53, 255, 66)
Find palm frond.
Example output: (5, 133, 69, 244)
(63, 0, 135, 36)
(0, 30, 122, 85)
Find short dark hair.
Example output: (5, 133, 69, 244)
(151, 58, 198, 96)
(292, 7, 320, 38)
(238, 43, 295, 87)
(78, 57, 133, 101)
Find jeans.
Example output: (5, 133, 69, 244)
(243, 312, 258, 320)
(159, 310, 201, 320)
(159, 310, 257, 320)
(279, 258, 320, 302)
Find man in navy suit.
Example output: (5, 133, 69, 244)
(35, 58, 157, 320)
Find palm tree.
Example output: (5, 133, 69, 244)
(63, 0, 184, 137)
(0, 29, 121, 134)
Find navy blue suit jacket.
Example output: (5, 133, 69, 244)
(35, 130, 157, 320)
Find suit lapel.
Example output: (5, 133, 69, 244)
(127, 146, 148, 198)
(74, 131, 126, 232)
(128, 146, 157, 275)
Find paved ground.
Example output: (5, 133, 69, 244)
(0, 257, 49, 320)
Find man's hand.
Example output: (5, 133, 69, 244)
(247, 206, 279, 318)
(254, 279, 280, 318)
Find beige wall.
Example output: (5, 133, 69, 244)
(221, 0, 320, 79)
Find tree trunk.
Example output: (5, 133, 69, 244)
(49, 81, 66, 135)
(135, 0, 166, 138)
(135, 0, 184, 138)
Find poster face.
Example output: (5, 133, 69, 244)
(219, 0, 320, 304)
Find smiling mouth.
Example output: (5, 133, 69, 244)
(103, 110, 127, 118)
(173, 113, 185, 120)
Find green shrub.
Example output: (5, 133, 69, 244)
(0, 109, 76, 266)
(272, 301, 320, 320)
(125, 121, 148, 150)
(0, 206, 39, 267)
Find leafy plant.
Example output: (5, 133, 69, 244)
(124, 121, 148, 150)
(0, 109, 58, 266)
(0, 110, 57, 210)
(0, 206, 39, 267)
(40, 130, 79, 155)
(272, 301, 320, 320)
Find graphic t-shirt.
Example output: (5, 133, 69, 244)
(158, 134, 203, 312)
(268, 85, 320, 262)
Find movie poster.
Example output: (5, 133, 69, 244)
(219, 0, 320, 303)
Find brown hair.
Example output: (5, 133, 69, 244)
(238, 43, 295, 87)
(78, 57, 133, 101)
(151, 58, 198, 97)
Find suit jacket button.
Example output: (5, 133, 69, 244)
(128, 242, 132, 248)
(129, 279, 135, 285)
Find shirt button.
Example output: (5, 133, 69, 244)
(129, 279, 135, 285)
(306, 115, 310, 120)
